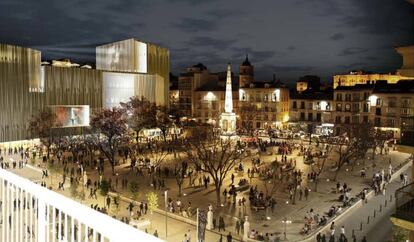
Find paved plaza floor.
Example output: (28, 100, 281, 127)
(2, 140, 413, 242)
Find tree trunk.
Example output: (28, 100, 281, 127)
(215, 185, 221, 206)
(178, 183, 182, 197)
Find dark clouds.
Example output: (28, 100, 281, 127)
(0, 0, 413, 83)
(330, 33, 345, 41)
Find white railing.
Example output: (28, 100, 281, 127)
(0, 168, 163, 242)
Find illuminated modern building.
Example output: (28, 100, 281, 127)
(0, 39, 169, 143)
(97, 38, 169, 108)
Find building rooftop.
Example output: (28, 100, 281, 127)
(335, 83, 375, 91)
(290, 88, 333, 100)
(241, 54, 252, 66)
(195, 77, 239, 92)
(373, 80, 414, 94)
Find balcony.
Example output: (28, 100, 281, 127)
(394, 182, 414, 222)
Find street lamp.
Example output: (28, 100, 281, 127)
(164, 190, 168, 237)
(282, 217, 292, 240)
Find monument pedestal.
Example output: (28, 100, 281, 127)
(220, 112, 237, 136)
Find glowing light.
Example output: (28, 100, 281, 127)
(320, 101, 328, 111)
(204, 92, 216, 101)
(273, 89, 280, 102)
(283, 114, 289, 122)
(368, 95, 378, 106)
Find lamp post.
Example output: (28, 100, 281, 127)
(282, 217, 292, 240)
(165, 190, 168, 237)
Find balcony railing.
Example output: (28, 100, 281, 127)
(0, 168, 162, 242)
(395, 182, 414, 222)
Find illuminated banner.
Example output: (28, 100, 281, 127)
(50, 105, 90, 127)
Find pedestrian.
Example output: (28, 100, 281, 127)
(305, 188, 309, 200)
(227, 232, 233, 242)
(299, 189, 303, 201)
(153, 230, 158, 237)
(183, 233, 188, 242)
(340, 225, 345, 238)
(235, 219, 240, 235)
(187, 229, 192, 242)
(219, 216, 225, 232)
(219, 234, 223, 242)
(316, 232, 322, 242)
(106, 196, 111, 208)
(330, 222, 335, 237)
(321, 233, 326, 242)
(361, 236, 367, 242)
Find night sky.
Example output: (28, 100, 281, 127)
(1, 0, 413, 83)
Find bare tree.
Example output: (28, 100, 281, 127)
(238, 103, 258, 137)
(174, 164, 185, 197)
(144, 141, 170, 173)
(331, 125, 371, 181)
(262, 161, 285, 197)
(122, 96, 157, 141)
(28, 109, 62, 159)
(185, 134, 246, 206)
(156, 105, 173, 141)
(311, 145, 333, 192)
(90, 107, 128, 175)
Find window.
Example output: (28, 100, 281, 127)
(300, 101, 305, 109)
(345, 94, 351, 102)
(300, 112, 305, 121)
(345, 116, 350, 124)
(317, 113, 321, 122)
(387, 119, 395, 127)
(336, 93, 342, 101)
(335, 116, 341, 124)
(363, 103, 369, 112)
(376, 98, 382, 106)
(336, 103, 342, 111)
(375, 107, 381, 116)
(256, 122, 261, 129)
(388, 98, 396, 108)
(402, 98, 411, 107)
(352, 93, 360, 101)
(375, 117, 381, 126)
(345, 104, 351, 111)
(352, 116, 359, 124)
(293, 101, 297, 109)
(363, 116, 368, 124)
(352, 103, 359, 112)
(308, 113, 313, 121)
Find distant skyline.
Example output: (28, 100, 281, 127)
(0, 0, 413, 83)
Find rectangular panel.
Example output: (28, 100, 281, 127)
(103, 72, 135, 108)
(135, 41, 147, 73)
(50, 105, 90, 128)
